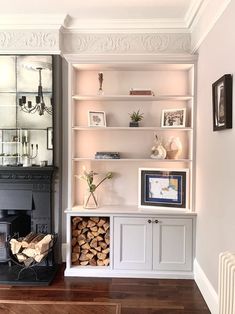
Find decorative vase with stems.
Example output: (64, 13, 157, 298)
(79, 168, 113, 209)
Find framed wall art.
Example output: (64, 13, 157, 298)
(212, 74, 232, 131)
(138, 168, 189, 209)
(161, 108, 186, 128)
(88, 111, 106, 127)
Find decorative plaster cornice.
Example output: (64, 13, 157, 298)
(62, 33, 191, 55)
(0, 14, 67, 30)
(0, 30, 60, 54)
(63, 18, 188, 33)
(191, 0, 231, 52)
(0, 1, 232, 54)
(184, 0, 205, 28)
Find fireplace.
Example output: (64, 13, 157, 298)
(0, 166, 57, 284)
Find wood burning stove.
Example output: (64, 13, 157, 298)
(0, 213, 31, 262)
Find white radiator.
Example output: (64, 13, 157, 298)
(219, 251, 235, 314)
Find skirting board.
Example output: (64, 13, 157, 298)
(194, 259, 219, 314)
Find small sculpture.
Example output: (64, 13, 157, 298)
(150, 134, 166, 159)
(98, 72, 104, 95)
(164, 137, 182, 159)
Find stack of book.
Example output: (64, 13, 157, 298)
(95, 152, 120, 159)
(129, 89, 154, 96)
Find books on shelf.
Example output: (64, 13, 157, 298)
(129, 89, 154, 96)
(95, 152, 120, 159)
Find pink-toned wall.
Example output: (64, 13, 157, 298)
(196, 0, 235, 292)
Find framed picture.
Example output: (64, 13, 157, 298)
(88, 111, 106, 127)
(138, 168, 189, 209)
(212, 74, 232, 131)
(161, 108, 186, 128)
(47, 127, 53, 150)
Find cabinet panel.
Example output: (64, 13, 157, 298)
(114, 217, 152, 270)
(153, 218, 193, 271)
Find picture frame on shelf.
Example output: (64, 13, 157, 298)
(212, 74, 232, 131)
(88, 111, 106, 127)
(47, 127, 53, 150)
(138, 168, 189, 209)
(161, 108, 186, 128)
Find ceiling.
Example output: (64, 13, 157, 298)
(1, 0, 200, 23)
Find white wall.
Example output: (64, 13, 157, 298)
(196, 0, 235, 293)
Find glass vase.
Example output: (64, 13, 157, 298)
(83, 190, 99, 209)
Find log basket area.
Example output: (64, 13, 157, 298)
(71, 216, 110, 266)
(7, 233, 57, 281)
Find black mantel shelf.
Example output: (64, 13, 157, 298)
(0, 166, 55, 171)
(0, 166, 56, 181)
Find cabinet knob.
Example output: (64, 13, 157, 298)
(148, 219, 152, 224)
(155, 219, 159, 224)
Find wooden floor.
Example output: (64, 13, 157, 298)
(0, 264, 211, 314)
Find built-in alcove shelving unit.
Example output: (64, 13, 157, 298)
(65, 57, 197, 278)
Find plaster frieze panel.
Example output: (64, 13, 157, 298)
(62, 33, 191, 54)
(0, 30, 60, 52)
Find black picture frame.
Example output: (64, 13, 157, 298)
(47, 127, 53, 150)
(138, 168, 189, 209)
(212, 74, 232, 131)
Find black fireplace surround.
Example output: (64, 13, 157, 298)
(0, 166, 54, 263)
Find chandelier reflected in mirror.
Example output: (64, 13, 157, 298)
(18, 67, 52, 116)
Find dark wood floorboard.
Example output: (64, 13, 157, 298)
(0, 264, 211, 314)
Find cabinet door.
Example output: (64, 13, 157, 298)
(153, 218, 193, 271)
(114, 217, 152, 270)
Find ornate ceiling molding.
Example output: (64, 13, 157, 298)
(62, 33, 191, 54)
(0, 30, 60, 53)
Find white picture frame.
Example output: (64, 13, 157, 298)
(88, 111, 106, 127)
(161, 108, 186, 128)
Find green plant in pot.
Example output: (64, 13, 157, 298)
(129, 110, 144, 127)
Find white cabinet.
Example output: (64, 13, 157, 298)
(114, 216, 193, 272)
(64, 55, 196, 278)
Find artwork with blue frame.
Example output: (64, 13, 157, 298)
(138, 168, 189, 209)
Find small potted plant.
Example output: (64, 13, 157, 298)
(129, 110, 144, 127)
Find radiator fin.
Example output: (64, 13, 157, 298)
(219, 251, 235, 314)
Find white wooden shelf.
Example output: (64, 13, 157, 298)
(66, 205, 196, 216)
(0, 142, 21, 144)
(72, 158, 192, 162)
(72, 126, 193, 131)
(72, 95, 193, 101)
(0, 156, 20, 158)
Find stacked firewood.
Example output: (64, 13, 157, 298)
(9, 232, 54, 267)
(71, 217, 110, 266)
